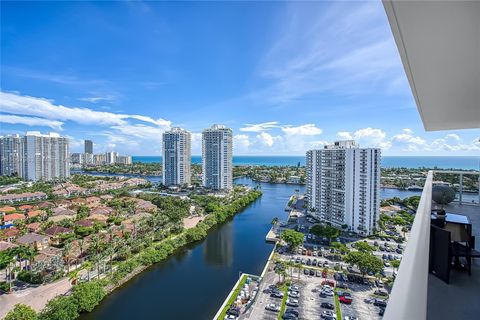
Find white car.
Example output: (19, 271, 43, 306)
(320, 290, 334, 297)
(321, 310, 336, 319)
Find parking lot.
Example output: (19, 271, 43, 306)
(242, 256, 388, 320)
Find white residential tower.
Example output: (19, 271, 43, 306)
(202, 124, 233, 190)
(306, 140, 381, 235)
(162, 127, 191, 186)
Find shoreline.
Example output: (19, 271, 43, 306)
(0, 190, 262, 319)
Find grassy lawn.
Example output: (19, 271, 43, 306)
(334, 288, 342, 320)
(277, 283, 289, 320)
(217, 274, 248, 320)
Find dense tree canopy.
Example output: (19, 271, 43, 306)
(281, 229, 304, 249)
(310, 224, 340, 243)
(344, 251, 383, 277)
(72, 281, 106, 313)
(39, 296, 78, 320)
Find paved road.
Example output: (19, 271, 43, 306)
(0, 278, 72, 318)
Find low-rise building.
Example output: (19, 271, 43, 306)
(16, 233, 50, 250)
(0, 192, 48, 204)
(3, 213, 25, 224)
(0, 240, 18, 252)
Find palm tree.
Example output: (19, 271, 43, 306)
(295, 263, 303, 281)
(78, 238, 85, 258)
(62, 241, 73, 272)
(83, 261, 93, 281)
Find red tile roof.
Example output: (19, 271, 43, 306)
(3, 213, 25, 222)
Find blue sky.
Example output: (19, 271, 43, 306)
(1, 1, 479, 156)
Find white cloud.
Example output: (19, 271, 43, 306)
(240, 121, 280, 132)
(336, 127, 389, 148)
(234, 134, 251, 154)
(79, 95, 117, 104)
(281, 124, 322, 136)
(0, 114, 64, 130)
(256, 132, 275, 147)
(336, 131, 353, 140)
(0, 91, 171, 128)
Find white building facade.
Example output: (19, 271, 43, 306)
(202, 124, 233, 190)
(0, 134, 23, 177)
(162, 127, 191, 186)
(306, 140, 381, 235)
(23, 132, 70, 181)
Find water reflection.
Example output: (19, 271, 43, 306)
(204, 223, 233, 267)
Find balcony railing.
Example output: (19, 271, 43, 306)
(384, 170, 480, 320)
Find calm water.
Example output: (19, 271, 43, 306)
(79, 173, 477, 319)
(81, 178, 301, 320)
(133, 155, 480, 170)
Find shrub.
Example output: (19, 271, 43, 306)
(72, 281, 106, 313)
(17, 270, 44, 284)
(39, 295, 78, 320)
(5, 304, 37, 320)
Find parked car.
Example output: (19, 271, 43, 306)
(282, 312, 298, 320)
(289, 284, 300, 291)
(374, 290, 389, 297)
(336, 283, 348, 289)
(270, 291, 284, 299)
(265, 304, 280, 312)
(379, 307, 385, 316)
(288, 291, 300, 298)
(384, 261, 390, 267)
(396, 248, 403, 254)
(373, 299, 387, 307)
(286, 299, 299, 307)
(312, 259, 317, 266)
(321, 302, 335, 310)
(316, 270, 322, 277)
(309, 269, 315, 276)
(304, 268, 309, 275)
(375, 279, 384, 288)
(323, 261, 329, 267)
(339, 295, 353, 304)
(322, 270, 328, 278)
(321, 310, 337, 319)
(382, 254, 387, 260)
(320, 290, 334, 297)
(285, 308, 299, 317)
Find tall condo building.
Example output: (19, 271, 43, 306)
(162, 127, 191, 186)
(202, 124, 233, 190)
(306, 140, 381, 235)
(84, 140, 93, 154)
(23, 132, 70, 181)
(0, 134, 23, 177)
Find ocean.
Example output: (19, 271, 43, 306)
(132, 155, 480, 170)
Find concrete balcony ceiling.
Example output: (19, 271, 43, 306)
(383, 0, 480, 131)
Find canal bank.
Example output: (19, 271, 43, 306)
(80, 178, 300, 320)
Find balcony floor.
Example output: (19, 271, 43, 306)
(427, 202, 480, 320)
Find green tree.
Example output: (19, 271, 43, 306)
(310, 224, 340, 243)
(353, 241, 375, 253)
(72, 281, 106, 313)
(39, 296, 78, 320)
(5, 304, 37, 320)
(344, 251, 383, 278)
(330, 242, 349, 254)
(76, 206, 90, 220)
(280, 229, 304, 250)
(391, 259, 401, 272)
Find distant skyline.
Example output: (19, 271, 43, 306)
(1, 1, 479, 156)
